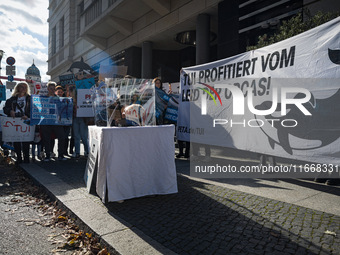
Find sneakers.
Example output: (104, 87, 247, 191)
(72, 153, 80, 158)
(176, 153, 184, 158)
(39, 152, 45, 160)
(58, 156, 68, 161)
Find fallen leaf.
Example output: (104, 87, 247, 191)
(58, 216, 67, 222)
(14, 192, 25, 196)
(324, 230, 337, 236)
(98, 248, 109, 255)
(51, 248, 68, 253)
(270, 232, 279, 237)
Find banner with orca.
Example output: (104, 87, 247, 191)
(178, 16, 340, 165)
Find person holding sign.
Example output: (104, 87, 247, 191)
(69, 86, 89, 158)
(55, 85, 73, 157)
(3, 82, 31, 164)
(40, 82, 67, 161)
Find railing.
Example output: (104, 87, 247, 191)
(83, 0, 102, 26)
(79, 0, 122, 36)
(108, 0, 118, 7)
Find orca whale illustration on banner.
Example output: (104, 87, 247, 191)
(177, 16, 340, 164)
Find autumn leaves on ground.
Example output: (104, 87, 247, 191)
(0, 152, 110, 255)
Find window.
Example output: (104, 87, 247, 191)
(59, 17, 64, 48)
(52, 26, 56, 55)
(77, 1, 84, 36)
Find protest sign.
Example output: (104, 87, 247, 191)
(31, 82, 48, 96)
(75, 78, 95, 117)
(177, 17, 340, 164)
(75, 77, 95, 90)
(59, 74, 75, 86)
(164, 94, 179, 125)
(1, 117, 35, 142)
(92, 78, 155, 127)
(30, 95, 73, 125)
(0, 85, 6, 101)
(76, 89, 94, 117)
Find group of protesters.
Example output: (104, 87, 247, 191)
(2, 76, 175, 165)
(3, 81, 89, 164)
(1, 76, 339, 186)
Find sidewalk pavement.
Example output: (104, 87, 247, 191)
(20, 156, 340, 255)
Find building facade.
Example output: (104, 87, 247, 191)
(47, 0, 340, 83)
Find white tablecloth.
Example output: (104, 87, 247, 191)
(88, 125, 178, 202)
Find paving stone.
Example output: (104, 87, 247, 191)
(24, 160, 340, 255)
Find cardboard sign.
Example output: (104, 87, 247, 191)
(76, 89, 94, 117)
(1, 117, 35, 142)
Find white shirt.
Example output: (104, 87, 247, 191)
(16, 96, 26, 114)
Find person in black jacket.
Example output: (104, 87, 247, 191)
(3, 82, 31, 164)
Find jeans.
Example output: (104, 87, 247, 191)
(73, 117, 89, 155)
(40, 125, 65, 158)
(14, 142, 30, 163)
(31, 143, 41, 157)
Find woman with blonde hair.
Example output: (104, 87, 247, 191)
(3, 82, 31, 164)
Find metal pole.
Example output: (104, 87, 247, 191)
(0, 50, 4, 84)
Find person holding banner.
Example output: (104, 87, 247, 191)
(154, 77, 168, 125)
(40, 81, 67, 161)
(3, 82, 31, 164)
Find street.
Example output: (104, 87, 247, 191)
(0, 156, 110, 255)
(17, 153, 340, 255)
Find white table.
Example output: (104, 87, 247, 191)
(88, 125, 178, 202)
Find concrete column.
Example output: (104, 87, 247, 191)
(217, 0, 239, 59)
(125, 46, 141, 78)
(142, 41, 153, 78)
(196, 13, 210, 65)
